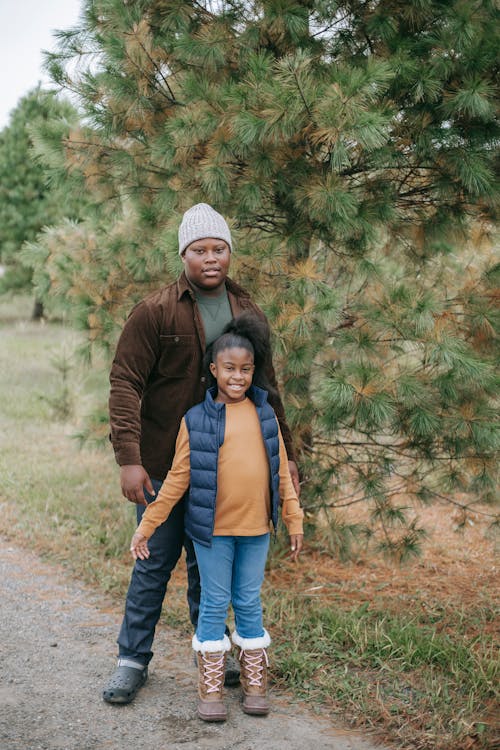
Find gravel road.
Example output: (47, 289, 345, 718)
(0, 540, 387, 750)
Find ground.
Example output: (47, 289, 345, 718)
(275, 501, 498, 638)
(0, 538, 388, 750)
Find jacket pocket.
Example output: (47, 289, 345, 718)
(158, 334, 196, 378)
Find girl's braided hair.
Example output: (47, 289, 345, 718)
(204, 311, 276, 396)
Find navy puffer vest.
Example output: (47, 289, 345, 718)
(184, 385, 280, 547)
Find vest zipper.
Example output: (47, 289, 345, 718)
(209, 405, 225, 543)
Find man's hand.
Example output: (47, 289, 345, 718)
(120, 464, 155, 506)
(288, 460, 300, 497)
(289, 533, 303, 562)
(130, 531, 150, 560)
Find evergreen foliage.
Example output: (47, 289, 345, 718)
(27, 0, 499, 557)
(0, 87, 84, 310)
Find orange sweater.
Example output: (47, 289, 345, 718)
(137, 397, 303, 540)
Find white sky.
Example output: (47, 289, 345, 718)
(0, 0, 83, 129)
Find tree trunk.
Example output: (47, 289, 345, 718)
(32, 299, 44, 320)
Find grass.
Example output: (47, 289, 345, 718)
(1, 295, 498, 750)
(265, 592, 497, 748)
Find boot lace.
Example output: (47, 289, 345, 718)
(201, 652, 225, 693)
(240, 648, 269, 687)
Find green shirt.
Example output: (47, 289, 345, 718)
(195, 286, 233, 345)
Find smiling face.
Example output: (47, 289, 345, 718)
(209, 346, 255, 404)
(181, 238, 231, 296)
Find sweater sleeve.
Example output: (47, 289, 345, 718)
(136, 419, 191, 539)
(277, 426, 304, 535)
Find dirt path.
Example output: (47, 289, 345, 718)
(0, 540, 388, 750)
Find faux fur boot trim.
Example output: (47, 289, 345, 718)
(231, 629, 271, 650)
(192, 633, 231, 654)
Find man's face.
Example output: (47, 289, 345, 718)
(181, 238, 231, 296)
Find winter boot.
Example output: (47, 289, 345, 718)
(192, 634, 231, 722)
(232, 630, 271, 716)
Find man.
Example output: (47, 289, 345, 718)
(103, 203, 299, 704)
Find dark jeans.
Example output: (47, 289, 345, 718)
(117, 479, 200, 666)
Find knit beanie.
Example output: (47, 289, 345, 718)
(178, 203, 232, 255)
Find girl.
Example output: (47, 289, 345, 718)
(130, 313, 303, 722)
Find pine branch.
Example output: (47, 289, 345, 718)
(422, 489, 499, 520)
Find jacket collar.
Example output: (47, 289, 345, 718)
(248, 385, 269, 406)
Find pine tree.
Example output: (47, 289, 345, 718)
(0, 86, 84, 317)
(28, 0, 499, 557)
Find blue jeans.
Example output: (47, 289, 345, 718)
(117, 479, 200, 666)
(193, 534, 270, 642)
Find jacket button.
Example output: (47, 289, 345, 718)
(201, 376, 206, 383)
(174, 336, 179, 342)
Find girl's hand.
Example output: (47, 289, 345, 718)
(130, 532, 150, 560)
(289, 533, 303, 562)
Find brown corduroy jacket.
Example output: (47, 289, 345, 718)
(109, 272, 296, 480)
